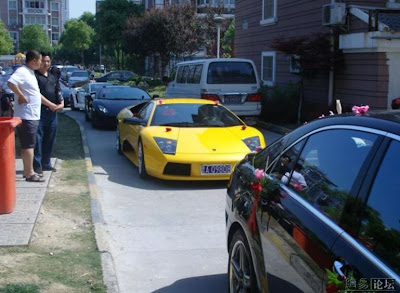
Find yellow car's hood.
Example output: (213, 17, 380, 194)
(175, 126, 259, 154)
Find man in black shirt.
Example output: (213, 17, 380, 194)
(33, 52, 64, 175)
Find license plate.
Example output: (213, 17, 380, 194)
(201, 164, 231, 175)
(224, 96, 242, 104)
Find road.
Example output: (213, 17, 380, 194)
(66, 109, 282, 293)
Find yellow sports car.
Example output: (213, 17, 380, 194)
(116, 98, 266, 180)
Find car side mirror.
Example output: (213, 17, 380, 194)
(152, 94, 159, 99)
(123, 117, 147, 126)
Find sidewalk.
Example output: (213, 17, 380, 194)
(0, 158, 55, 246)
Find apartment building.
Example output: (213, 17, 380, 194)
(235, 0, 400, 114)
(0, 0, 68, 53)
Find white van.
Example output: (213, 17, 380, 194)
(165, 58, 261, 117)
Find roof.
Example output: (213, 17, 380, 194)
(175, 58, 256, 66)
(290, 111, 400, 141)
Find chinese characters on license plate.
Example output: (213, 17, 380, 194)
(224, 96, 242, 104)
(201, 164, 231, 175)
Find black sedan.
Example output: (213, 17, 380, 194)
(88, 85, 151, 128)
(95, 71, 137, 83)
(226, 112, 400, 293)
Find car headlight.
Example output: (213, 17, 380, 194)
(242, 136, 261, 151)
(97, 105, 108, 114)
(154, 137, 177, 155)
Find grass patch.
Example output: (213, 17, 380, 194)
(0, 284, 40, 293)
(2, 114, 107, 293)
(148, 85, 166, 97)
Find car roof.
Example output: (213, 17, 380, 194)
(288, 111, 400, 141)
(153, 98, 218, 105)
(175, 58, 256, 66)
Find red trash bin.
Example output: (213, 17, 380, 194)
(0, 117, 22, 214)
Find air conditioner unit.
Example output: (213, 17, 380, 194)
(322, 3, 346, 26)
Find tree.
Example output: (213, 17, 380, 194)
(270, 33, 342, 123)
(79, 12, 100, 67)
(124, 3, 202, 76)
(60, 19, 93, 65)
(19, 24, 52, 52)
(0, 21, 13, 54)
(96, 0, 144, 69)
(202, 5, 230, 57)
(165, 4, 203, 58)
(222, 19, 234, 57)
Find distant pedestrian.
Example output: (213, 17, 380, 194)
(7, 50, 44, 182)
(33, 52, 64, 176)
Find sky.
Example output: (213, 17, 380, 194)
(69, 0, 96, 19)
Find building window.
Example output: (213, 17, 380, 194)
(52, 33, 59, 41)
(261, 51, 276, 86)
(25, 1, 45, 9)
(25, 15, 46, 25)
(289, 55, 300, 73)
(9, 32, 18, 42)
(51, 2, 59, 11)
(9, 0, 17, 10)
(52, 17, 59, 26)
(9, 16, 18, 26)
(260, 0, 277, 26)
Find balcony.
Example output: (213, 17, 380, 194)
(197, 0, 235, 10)
(21, 8, 47, 15)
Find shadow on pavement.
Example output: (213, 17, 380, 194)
(151, 274, 226, 293)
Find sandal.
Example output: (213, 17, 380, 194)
(26, 174, 45, 182)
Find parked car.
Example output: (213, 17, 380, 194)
(165, 58, 262, 117)
(59, 81, 72, 107)
(78, 82, 113, 116)
(60, 65, 79, 82)
(392, 97, 400, 109)
(89, 85, 150, 128)
(116, 98, 266, 180)
(95, 70, 137, 83)
(67, 70, 89, 87)
(226, 112, 400, 293)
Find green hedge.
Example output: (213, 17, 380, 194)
(260, 83, 299, 123)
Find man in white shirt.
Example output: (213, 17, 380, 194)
(8, 50, 44, 182)
(281, 163, 307, 189)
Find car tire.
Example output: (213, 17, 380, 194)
(116, 125, 122, 155)
(228, 229, 257, 293)
(138, 139, 148, 179)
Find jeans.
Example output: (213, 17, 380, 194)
(34, 109, 58, 171)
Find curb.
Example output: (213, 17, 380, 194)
(66, 112, 120, 293)
(256, 120, 294, 135)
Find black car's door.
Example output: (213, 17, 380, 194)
(259, 127, 381, 292)
(330, 137, 400, 292)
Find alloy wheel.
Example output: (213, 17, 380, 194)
(229, 239, 252, 293)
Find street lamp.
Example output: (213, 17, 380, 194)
(215, 14, 225, 58)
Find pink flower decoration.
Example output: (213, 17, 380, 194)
(255, 146, 262, 152)
(352, 105, 369, 115)
(254, 169, 264, 180)
(214, 100, 220, 105)
(159, 100, 163, 105)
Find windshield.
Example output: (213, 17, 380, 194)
(90, 83, 112, 93)
(207, 62, 257, 84)
(151, 103, 242, 127)
(71, 71, 88, 77)
(98, 87, 151, 100)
